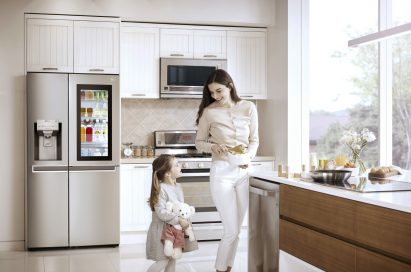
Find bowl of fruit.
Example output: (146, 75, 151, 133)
(340, 162, 359, 176)
(226, 145, 250, 167)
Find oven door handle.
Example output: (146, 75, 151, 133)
(180, 172, 210, 177)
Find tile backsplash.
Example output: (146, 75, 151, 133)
(121, 99, 200, 146)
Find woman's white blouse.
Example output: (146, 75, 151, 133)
(195, 100, 259, 160)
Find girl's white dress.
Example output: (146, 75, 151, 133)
(146, 183, 184, 261)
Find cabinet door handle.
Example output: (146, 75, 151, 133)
(42, 67, 58, 71)
(203, 54, 217, 58)
(131, 94, 146, 97)
(89, 68, 105, 72)
(170, 54, 184, 57)
(134, 166, 150, 169)
(241, 95, 254, 98)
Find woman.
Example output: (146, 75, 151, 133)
(195, 69, 259, 272)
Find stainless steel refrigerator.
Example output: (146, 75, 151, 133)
(27, 73, 120, 249)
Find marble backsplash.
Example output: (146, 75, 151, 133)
(121, 99, 201, 146)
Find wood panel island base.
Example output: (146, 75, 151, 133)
(279, 185, 411, 272)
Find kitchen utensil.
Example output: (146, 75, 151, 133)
(310, 170, 352, 186)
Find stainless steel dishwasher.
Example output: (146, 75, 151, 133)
(248, 177, 280, 272)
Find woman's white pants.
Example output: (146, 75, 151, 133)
(210, 160, 249, 271)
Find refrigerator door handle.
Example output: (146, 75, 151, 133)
(32, 165, 69, 173)
(69, 165, 119, 172)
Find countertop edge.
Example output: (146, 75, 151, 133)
(250, 171, 411, 214)
(121, 156, 274, 164)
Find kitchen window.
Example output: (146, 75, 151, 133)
(306, 0, 411, 170)
(308, 0, 379, 167)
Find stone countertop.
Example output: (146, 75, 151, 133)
(121, 156, 274, 164)
(250, 171, 411, 214)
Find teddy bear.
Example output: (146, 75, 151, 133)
(161, 201, 196, 259)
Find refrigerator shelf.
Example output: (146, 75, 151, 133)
(81, 142, 108, 147)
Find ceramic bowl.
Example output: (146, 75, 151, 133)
(226, 153, 250, 167)
(340, 167, 359, 177)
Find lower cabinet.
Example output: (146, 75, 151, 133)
(279, 185, 411, 272)
(250, 160, 274, 172)
(120, 164, 152, 231)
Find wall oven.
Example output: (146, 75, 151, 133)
(160, 58, 227, 99)
(154, 130, 223, 241)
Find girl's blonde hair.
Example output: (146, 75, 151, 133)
(148, 154, 175, 211)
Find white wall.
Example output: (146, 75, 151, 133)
(259, 0, 305, 173)
(259, 0, 288, 166)
(0, 0, 275, 250)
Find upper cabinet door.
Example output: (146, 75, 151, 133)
(194, 30, 227, 59)
(160, 28, 193, 58)
(74, 21, 119, 74)
(120, 25, 160, 98)
(227, 31, 267, 99)
(26, 19, 73, 73)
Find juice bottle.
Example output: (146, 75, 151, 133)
(80, 90, 85, 100)
(86, 119, 93, 142)
(80, 123, 86, 142)
(87, 107, 93, 118)
(86, 90, 94, 100)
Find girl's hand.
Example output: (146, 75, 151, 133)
(239, 164, 249, 169)
(178, 218, 189, 230)
(211, 144, 228, 155)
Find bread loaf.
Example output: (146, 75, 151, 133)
(368, 166, 400, 179)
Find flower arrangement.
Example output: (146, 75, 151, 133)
(339, 128, 376, 175)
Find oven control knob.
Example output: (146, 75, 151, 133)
(182, 163, 189, 169)
(198, 162, 204, 168)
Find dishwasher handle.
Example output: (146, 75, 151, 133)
(249, 185, 277, 197)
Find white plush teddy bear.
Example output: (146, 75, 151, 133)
(162, 201, 196, 259)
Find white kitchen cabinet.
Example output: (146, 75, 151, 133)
(160, 28, 226, 59)
(25, 15, 119, 74)
(227, 30, 267, 99)
(193, 30, 226, 59)
(120, 24, 160, 98)
(160, 28, 194, 58)
(74, 21, 119, 74)
(250, 160, 274, 172)
(120, 164, 153, 231)
(26, 19, 74, 73)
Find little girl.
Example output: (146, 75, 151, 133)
(146, 154, 189, 272)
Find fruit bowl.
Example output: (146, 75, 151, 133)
(339, 167, 359, 177)
(310, 170, 352, 186)
(226, 153, 250, 167)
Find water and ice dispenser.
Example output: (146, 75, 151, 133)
(34, 120, 61, 160)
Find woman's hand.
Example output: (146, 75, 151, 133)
(211, 144, 228, 155)
(239, 164, 249, 169)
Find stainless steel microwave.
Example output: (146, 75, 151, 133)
(160, 58, 227, 99)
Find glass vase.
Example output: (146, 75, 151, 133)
(351, 152, 366, 175)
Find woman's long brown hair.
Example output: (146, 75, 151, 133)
(148, 154, 174, 211)
(195, 69, 241, 125)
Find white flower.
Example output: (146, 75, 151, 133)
(362, 130, 376, 142)
(339, 128, 376, 152)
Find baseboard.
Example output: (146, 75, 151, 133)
(0, 241, 25, 251)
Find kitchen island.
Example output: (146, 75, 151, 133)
(250, 171, 411, 272)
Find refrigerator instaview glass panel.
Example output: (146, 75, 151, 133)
(77, 84, 112, 161)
